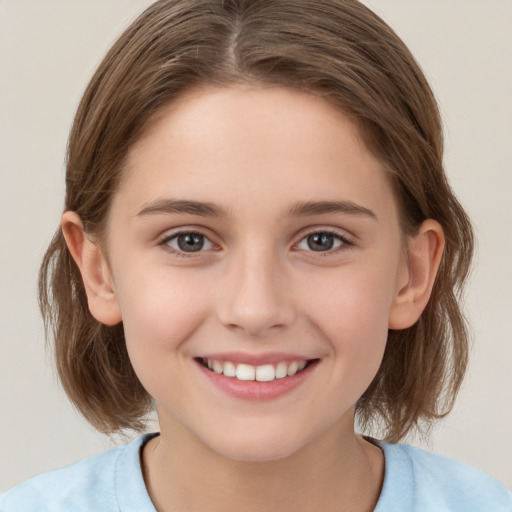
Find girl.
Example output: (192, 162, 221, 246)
(1, 0, 510, 510)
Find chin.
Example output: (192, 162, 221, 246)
(214, 441, 299, 463)
(203, 425, 311, 463)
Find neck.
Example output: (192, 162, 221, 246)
(142, 417, 384, 512)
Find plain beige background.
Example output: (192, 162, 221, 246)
(1, 0, 511, 492)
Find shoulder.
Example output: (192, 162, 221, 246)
(0, 444, 125, 512)
(0, 434, 157, 512)
(374, 441, 512, 512)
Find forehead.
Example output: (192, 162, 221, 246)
(116, 85, 397, 221)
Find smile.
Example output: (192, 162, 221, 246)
(200, 358, 309, 382)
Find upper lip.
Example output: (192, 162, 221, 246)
(197, 352, 316, 365)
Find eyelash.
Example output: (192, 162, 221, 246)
(295, 230, 353, 255)
(158, 229, 353, 257)
(159, 231, 215, 257)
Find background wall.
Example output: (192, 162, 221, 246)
(1, 0, 510, 492)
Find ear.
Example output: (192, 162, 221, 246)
(61, 211, 122, 326)
(388, 219, 445, 330)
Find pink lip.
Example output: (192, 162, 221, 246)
(195, 358, 319, 401)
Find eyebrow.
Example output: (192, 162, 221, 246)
(288, 200, 377, 220)
(136, 199, 228, 217)
(136, 198, 377, 220)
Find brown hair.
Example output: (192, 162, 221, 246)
(39, 0, 474, 441)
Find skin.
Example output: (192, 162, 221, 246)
(62, 85, 444, 512)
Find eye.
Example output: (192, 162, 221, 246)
(296, 231, 349, 252)
(163, 232, 214, 253)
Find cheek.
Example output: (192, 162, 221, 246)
(115, 269, 213, 366)
(306, 262, 395, 328)
(300, 260, 398, 371)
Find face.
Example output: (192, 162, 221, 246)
(104, 85, 409, 461)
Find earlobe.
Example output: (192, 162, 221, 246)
(388, 219, 445, 330)
(61, 211, 122, 326)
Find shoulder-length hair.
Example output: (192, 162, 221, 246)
(39, 0, 474, 441)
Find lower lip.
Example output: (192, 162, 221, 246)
(195, 360, 319, 400)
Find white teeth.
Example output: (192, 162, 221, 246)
(236, 364, 256, 381)
(223, 361, 236, 377)
(275, 362, 288, 379)
(256, 364, 275, 382)
(287, 361, 299, 376)
(203, 359, 309, 382)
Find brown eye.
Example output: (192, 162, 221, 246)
(307, 233, 335, 251)
(165, 232, 213, 253)
(297, 232, 349, 253)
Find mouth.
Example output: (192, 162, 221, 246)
(197, 357, 316, 382)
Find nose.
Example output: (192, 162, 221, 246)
(216, 246, 296, 337)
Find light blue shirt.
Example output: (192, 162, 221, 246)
(1, 434, 511, 511)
